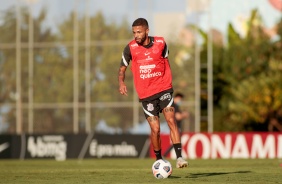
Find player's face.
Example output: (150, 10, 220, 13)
(132, 25, 149, 45)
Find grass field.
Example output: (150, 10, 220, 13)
(0, 158, 281, 184)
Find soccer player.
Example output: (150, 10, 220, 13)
(118, 18, 188, 168)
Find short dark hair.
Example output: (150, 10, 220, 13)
(174, 92, 184, 98)
(132, 18, 149, 28)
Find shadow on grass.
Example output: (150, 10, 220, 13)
(168, 175, 182, 179)
(185, 171, 252, 178)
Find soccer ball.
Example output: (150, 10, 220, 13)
(152, 159, 172, 179)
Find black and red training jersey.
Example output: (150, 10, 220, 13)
(120, 36, 173, 101)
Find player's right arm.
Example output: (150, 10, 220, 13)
(118, 45, 131, 96)
(118, 65, 128, 96)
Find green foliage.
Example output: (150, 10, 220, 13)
(0, 6, 133, 133)
(55, 11, 133, 130)
(1, 5, 281, 133)
(229, 61, 282, 125)
(168, 43, 195, 102)
(200, 8, 282, 131)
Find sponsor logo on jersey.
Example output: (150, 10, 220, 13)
(140, 65, 155, 70)
(155, 39, 164, 43)
(139, 64, 161, 79)
(145, 56, 153, 61)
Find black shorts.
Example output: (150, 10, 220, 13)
(141, 93, 174, 119)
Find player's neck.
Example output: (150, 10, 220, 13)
(142, 36, 151, 46)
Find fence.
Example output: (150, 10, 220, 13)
(0, 0, 197, 134)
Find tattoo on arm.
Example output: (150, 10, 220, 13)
(118, 66, 126, 82)
(118, 68, 124, 76)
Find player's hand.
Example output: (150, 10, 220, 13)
(119, 84, 128, 96)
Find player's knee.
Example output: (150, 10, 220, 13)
(151, 127, 160, 135)
(166, 117, 175, 125)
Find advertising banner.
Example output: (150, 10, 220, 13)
(0, 135, 11, 158)
(0, 133, 149, 160)
(85, 134, 149, 159)
(1, 132, 281, 160)
(150, 133, 282, 159)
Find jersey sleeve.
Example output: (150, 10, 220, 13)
(162, 42, 169, 58)
(120, 44, 131, 67)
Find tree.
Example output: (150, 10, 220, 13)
(212, 9, 282, 131)
(0, 6, 63, 133)
(57, 11, 134, 132)
(228, 60, 282, 131)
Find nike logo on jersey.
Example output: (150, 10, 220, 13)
(0, 142, 9, 153)
(145, 52, 150, 56)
